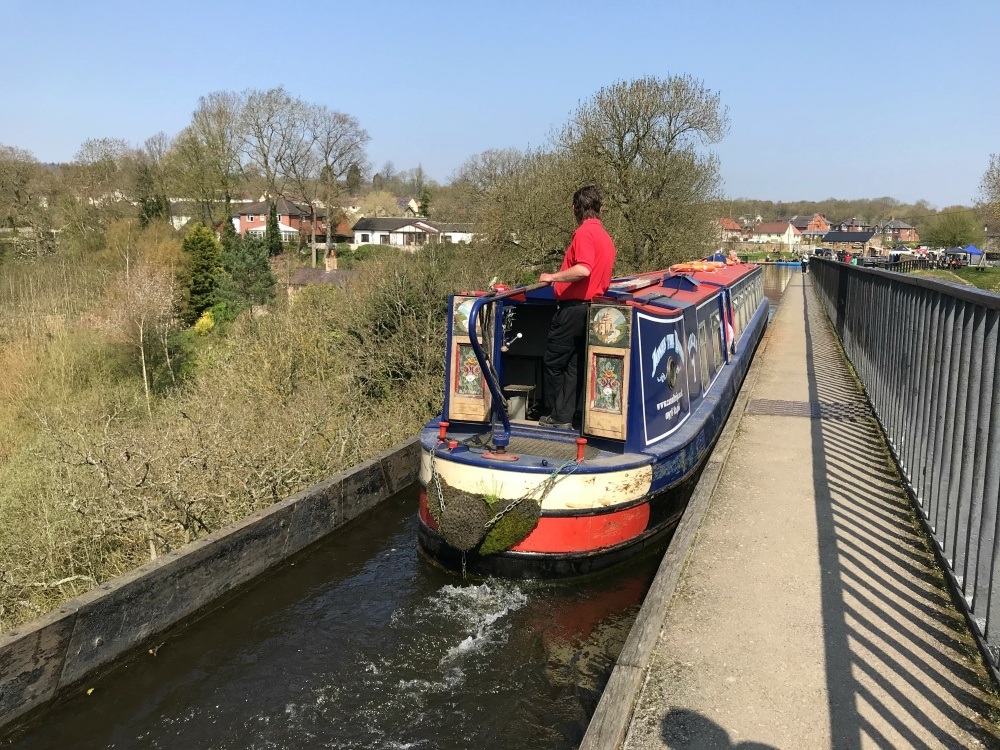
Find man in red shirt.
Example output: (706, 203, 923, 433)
(537, 185, 617, 428)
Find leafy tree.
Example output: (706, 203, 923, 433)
(419, 185, 432, 218)
(178, 222, 222, 325)
(922, 211, 985, 249)
(979, 154, 1000, 229)
(217, 233, 276, 310)
(265, 202, 282, 256)
(462, 75, 729, 272)
(360, 190, 401, 217)
(560, 75, 728, 270)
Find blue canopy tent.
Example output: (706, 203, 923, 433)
(965, 244, 983, 255)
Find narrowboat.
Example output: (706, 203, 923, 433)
(417, 260, 769, 578)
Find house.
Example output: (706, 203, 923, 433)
(823, 230, 877, 255)
(169, 200, 199, 231)
(834, 217, 873, 233)
(877, 219, 919, 244)
(789, 214, 831, 232)
(717, 217, 743, 242)
(234, 197, 325, 243)
(749, 221, 801, 245)
(434, 222, 475, 243)
(397, 197, 420, 217)
(351, 218, 474, 247)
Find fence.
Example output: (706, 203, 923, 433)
(810, 257, 1000, 677)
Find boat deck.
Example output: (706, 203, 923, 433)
(461, 432, 602, 461)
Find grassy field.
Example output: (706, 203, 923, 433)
(912, 267, 1000, 294)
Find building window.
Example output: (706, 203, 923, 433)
(361, 233, 370, 243)
(247, 215, 255, 222)
(380, 234, 390, 244)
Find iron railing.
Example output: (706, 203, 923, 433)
(811, 257, 1000, 678)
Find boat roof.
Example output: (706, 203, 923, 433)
(600, 263, 759, 314)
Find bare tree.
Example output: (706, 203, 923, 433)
(240, 87, 304, 200)
(283, 103, 370, 265)
(102, 261, 176, 416)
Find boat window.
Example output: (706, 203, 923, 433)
(667, 357, 678, 390)
(698, 321, 709, 393)
(710, 312, 723, 371)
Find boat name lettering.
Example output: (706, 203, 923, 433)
(651, 333, 678, 382)
(656, 392, 682, 411)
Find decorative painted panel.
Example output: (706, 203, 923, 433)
(452, 297, 479, 336)
(455, 343, 483, 397)
(592, 355, 624, 414)
(588, 305, 631, 349)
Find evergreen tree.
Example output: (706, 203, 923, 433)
(135, 161, 169, 227)
(418, 185, 432, 218)
(178, 222, 222, 325)
(346, 163, 363, 194)
(220, 201, 239, 256)
(265, 202, 282, 256)
(217, 234, 277, 311)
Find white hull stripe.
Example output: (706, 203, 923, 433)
(420, 451, 653, 511)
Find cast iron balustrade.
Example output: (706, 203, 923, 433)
(811, 257, 1000, 679)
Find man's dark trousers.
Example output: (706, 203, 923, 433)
(543, 301, 589, 424)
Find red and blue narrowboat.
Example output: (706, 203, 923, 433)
(417, 260, 768, 577)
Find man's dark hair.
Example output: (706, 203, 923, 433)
(573, 185, 602, 222)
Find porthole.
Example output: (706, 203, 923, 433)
(667, 357, 678, 389)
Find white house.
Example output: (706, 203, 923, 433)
(352, 218, 474, 247)
(749, 221, 801, 245)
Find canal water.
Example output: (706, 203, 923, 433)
(763, 263, 800, 318)
(4, 488, 662, 750)
(5, 264, 796, 750)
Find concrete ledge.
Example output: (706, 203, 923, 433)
(0, 436, 420, 730)
(581, 321, 774, 750)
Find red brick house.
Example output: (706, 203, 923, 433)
(717, 217, 743, 241)
(233, 197, 325, 243)
(878, 219, 919, 243)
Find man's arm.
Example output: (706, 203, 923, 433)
(540, 263, 591, 284)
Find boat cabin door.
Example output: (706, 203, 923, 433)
(583, 304, 632, 441)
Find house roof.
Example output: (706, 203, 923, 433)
(824, 230, 876, 243)
(352, 218, 442, 233)
(435, 222, 475, 233)
(352, 217, 414, 232)
(717, 217, 742, 231)
(754, 221, 799, 235)
(235, 197, 319, 218)
(882, 219, 914, 230)
(288, 268, 354, 288)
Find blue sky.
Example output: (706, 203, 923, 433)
(1, 0, 997, 207)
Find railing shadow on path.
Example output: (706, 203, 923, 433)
(801, 277, 1000, 749)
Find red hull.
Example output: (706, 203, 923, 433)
(418, 489, 651, 554)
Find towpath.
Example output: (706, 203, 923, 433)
(622, 274, 1000, 749)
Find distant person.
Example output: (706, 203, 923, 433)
(538, 185, 617, 429)
(801, 252, 809, 274)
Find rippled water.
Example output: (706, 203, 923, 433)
(5, 488, 659, 750)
